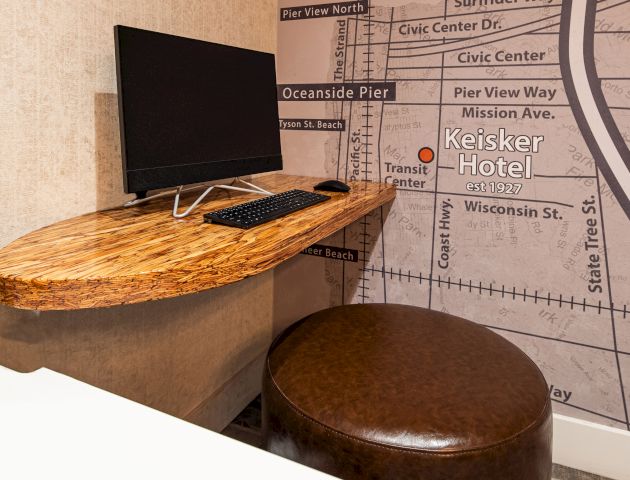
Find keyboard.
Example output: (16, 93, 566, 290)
(203, 189, 331, 229)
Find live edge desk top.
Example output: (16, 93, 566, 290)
(0, 174, 396, 311)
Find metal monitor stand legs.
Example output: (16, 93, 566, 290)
(123, 177, 274, 218)
(172, 178, 273, 218)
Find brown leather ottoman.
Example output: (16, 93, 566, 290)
(262, 304, 552, 480)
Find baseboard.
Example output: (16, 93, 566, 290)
(553, 413, 630, 480)
(184, 351, 266, 432)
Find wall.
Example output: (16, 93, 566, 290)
(276, 0, 630, 434)
(0, 0, 278, 431)
(0, 0, 277, 246)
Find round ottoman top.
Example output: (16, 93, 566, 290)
(266, 304, 550, 452)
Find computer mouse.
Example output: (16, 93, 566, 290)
(314, 179, 351, 192)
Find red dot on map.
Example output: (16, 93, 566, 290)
(418, 147, 435, 163)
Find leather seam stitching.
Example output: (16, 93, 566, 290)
(266, 359, 551, 456)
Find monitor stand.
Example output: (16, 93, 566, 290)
(123, 177, 274, 218)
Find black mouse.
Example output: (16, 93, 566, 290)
(314, 179, 351, 192)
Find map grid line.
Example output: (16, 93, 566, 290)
(427, 2, 448, 310)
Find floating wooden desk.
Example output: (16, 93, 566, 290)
(0, 174, 395, 311)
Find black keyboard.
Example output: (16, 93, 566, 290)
(204, 189, 331, 229)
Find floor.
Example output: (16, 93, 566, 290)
(551, 465, 611, 480)
(222, 395, 263, 447)
(223, 396, 611, 480)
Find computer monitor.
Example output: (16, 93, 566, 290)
(114, 25, 282, 195)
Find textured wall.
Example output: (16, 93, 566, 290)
(0, 0, 278, 431)
(0, 0, 277, 247)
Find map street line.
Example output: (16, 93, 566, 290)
(427, 0, 449, 310)
(388, 62, 561, 70)
(347, 2, 562, 26)
(335, 19, 351, 181)
(384, 102, 570, 107)
(487, 324, 630, 359)
(391, 78, 565, 82)
(358, 1, 374, 303)
(563, 0, 630, 218)
(349, 25, 630, 48)
(375, 6, 395, 303)
(535, 174, 597, 179)
(549, 399, 628, 426)
(391, 3, 562, 24)
(389, 14, 561, 59)
(428, 48, 446, 310)
(335, 11, 354, 306)
(388, 0, 630, 60)
(395, 187, 575, 209)
(361, 265, 630, 324)
(343, 17, 360, 183)
(595, 165, 629, 429)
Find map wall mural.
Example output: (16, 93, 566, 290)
(276, 0, 630, 431)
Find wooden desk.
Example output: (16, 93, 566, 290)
(0, 174, 395, 310)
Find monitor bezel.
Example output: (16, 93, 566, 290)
(114, 25, 283, 194)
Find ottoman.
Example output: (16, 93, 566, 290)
(262, 304, 552, 479)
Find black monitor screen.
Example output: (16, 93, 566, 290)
(115, 26, 282, 193)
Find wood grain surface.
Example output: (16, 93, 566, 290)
(0, 174, 395, 310)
